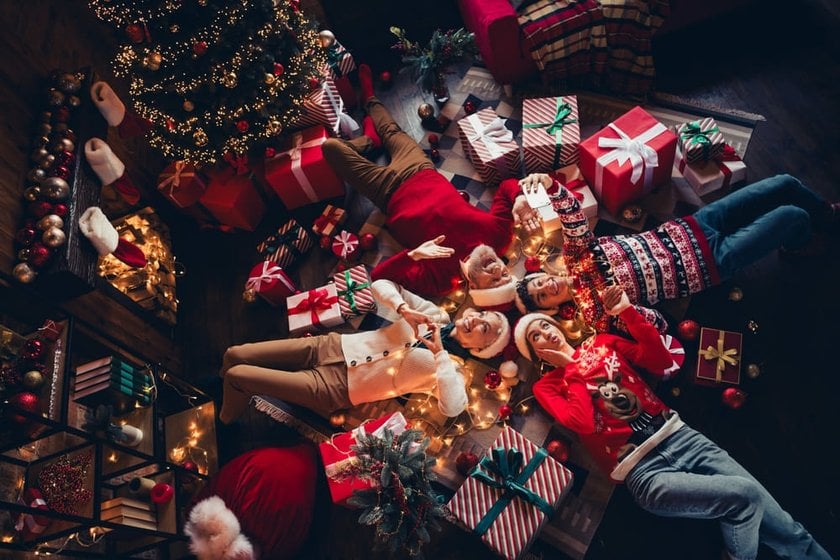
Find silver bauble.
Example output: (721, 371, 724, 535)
(37, 214, 64, 231)
(27, 168, 47, 184)
(38, 154, 56, 170)
(42, 177, 70, 201)
(42, 226, 66, 248)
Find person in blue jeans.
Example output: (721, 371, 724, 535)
(515, 289, 832, 560)
(510, 173, 839, 320)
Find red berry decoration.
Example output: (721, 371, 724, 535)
(427, 133, 439, 147)
(463, 100, 477, 114)
(524, 256, 542, 273)
(236, 120, 249, 133)
(125, 23, 145, 43)
(28, 244, 52, 268)
(29, 201, 54, 219)
(455, 451, 480, 476)
(8, 392, 40, 424)
(677, 319, 700, 342)
(430, 148, 440, 161)
(192, 41, 207, 56)
(23, 338, 45, 362)
(458, 190, 470, 203)
(319, 235, 332, 250)
(16, 227, 37, 247)
(722, 387, 747, 410)
(359, 232, 378, 252)
(483, 370, 502, 390)
(546, 439, 570, 463)
(273, 63, 285, 77)
(52, 203, 68, 217)
(498, 404, 513, 419)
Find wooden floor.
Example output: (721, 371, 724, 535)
(173, 1, 840, 559)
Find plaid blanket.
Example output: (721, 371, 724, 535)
(518, 0, 670, 94)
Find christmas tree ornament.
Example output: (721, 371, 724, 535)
(0, 365, 22, 392)
(264, 146, 276, 158)
(524, 255, 542, 273)
(37, 214, 63, 231)
(455, 451, 479, 476)
(329, 411, 346, 427)
(42, 177, 70, 201)
(671, 387, 681, 397)
(13, 262, 36, 283)
(427, 133, 439, 146)
(463, 100, 476, 114)
(125, 23, 145, 43)
(22, 370, 45, 391)
(621, 204, 643, 223)
(267, 120, 283, 135)
(8, 392, 39, 424)
(23, 185, 42, 202)
(23, 338, 45, 361)
(429, 147, 440, 161)
(42, 226, 66, 248)
(16, 226, 37, 246)
(49, 137, 75, 154)
(546, 439, 569, 463)
(192, 41, 207, 56)
(746, 320, 759, 334)
(54, 106, 71, 123)
(319, 235, 332, 250)
(17, 247, 31, 262)
(677, 319, 700, 341)
(28, 168, 47, 183)
(498, 404, 513, 419)
(273, 62, 285, 76)
(746, 363, 761, 379)
(318, 30, 336, 48)
(236, 120, 249, 133)
(28, 201, 54, 219)
(170, 23, 180, 33)
(379, 70, 392, 88)
(359, 232, 378, 251)
(182, 460, 199, 473)
(47, 89, 65, 107)
(722, 387, 747, 409)
(182, 100, 195, 112)
(458, 190, 470, 203)
(242, 288, 257, 303)
(52, 203, 68, 217)
(264, 72, 276, 85)
(151, 482, 174, 505)
(193, 129, 209, 146)
(31, 146, 49, 163)
(38, 154, 56, 170)
(483, 369, 502, 390)
(728, 287, 743, 302)
(51, 165, 71, 180)
(308, 76, 321, 90)
(38, 121, 52, 136)
(28, 244, 52, 268)
(417, 103, 435, 120)
(67, 95, 81, 108)
(56, 72, 81, 93)
(221, 71, 238, 88)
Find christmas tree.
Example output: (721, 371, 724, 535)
(88, 0, 327, 164)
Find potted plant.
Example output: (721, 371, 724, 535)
(390, 26, 477, 105)
(82, 404, 143, 447)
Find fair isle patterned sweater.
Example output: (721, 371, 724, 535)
(550, 181, 720, 309)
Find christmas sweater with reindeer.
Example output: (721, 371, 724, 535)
(533, 307, 682, 482)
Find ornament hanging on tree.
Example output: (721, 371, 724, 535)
(13, 262, 37, 283)
(23, 338, 46, 362)
(8, 392, 40, 424)
(455, 451, 479, 476)
(125, 23, 145, 43)
(22, 370, 45, 391)
(192, 41, 207, 56)
(728, 287, 744, 302)
(722, 387, 747, 409)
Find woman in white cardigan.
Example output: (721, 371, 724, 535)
(219, 279, 511, 422)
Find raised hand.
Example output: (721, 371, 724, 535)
(407, 235, 456, 261)
(513, 196, 542, 233)
(398, 304, 434, 338)
(536, 347, 577, 368)
(518, 173, 552, 194)
(416, 323, 444, 354)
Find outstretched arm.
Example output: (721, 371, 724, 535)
(533, 370, 596, 434)
(371, 250, 455, 297)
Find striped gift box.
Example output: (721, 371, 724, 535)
(522, 96, 580, 173)
(292, 77, 343, 135)
(448, 426, 573, 560)
(676, 117, 726, 164)
(256, 219, 313, 269)
(323, 39, 356, 80)
(456, 107, 520, 187)
(332, 265, 375, 319)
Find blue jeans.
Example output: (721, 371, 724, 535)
(693, 174, 829, 279)
(625, 426, 830, 560)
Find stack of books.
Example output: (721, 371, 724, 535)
(100, 497, 157, 531)
(73, 356, 153, 413)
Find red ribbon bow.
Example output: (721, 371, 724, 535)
(720, 144, 741, 162)
(314, 206, 343, 233)
(288, 288, 339, 328)
(223, 152, 250, 175)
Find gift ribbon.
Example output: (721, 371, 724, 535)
(14, 496, 48, 534)
(245, 261, 295, 293)
(223, 152, 250, 175)
(324, 413, 409, 480)
(275, 132, 327, 203)
(337, 269, 370, 315)
(716, 145, 742, 187)
(266, 223, 305, 262)
(288, 288, 338, 328)
(466, 113, 514, 161)
(595, 121, 667, 195)
(523, 99, 577, 168)
(326, 42, 354, 77)
(679, 121, 720, 160)
(158, 160, 197, 205)
(699, 330, 739, 382)
(470, 446, 554, 536)
(333, 230, 358, 259)
(314, 205, 344, 234)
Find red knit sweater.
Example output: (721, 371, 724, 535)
(371, 171, 523, 296)
(533, 308, 674, 480)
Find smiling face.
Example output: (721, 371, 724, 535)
(453, 308, 504, 350)
(465, 245, 511, 289)
(527, 274, 573, 310)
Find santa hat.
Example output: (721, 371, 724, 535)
(514, 313, 558, 362)
(79, 207, 147, 268)
(514, 272, 561, 315)
(460, 259, 518, 308)
(185, 496, 255, 560)
(466, 312, 519, 379)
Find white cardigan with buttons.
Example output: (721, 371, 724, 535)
(340, 279, 468, 417)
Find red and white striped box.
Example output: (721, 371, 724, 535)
(323, 39, 356, 80)
(448, 426, 573, 560)
(674, 143, 747, 197)
(456, 107, 520, 187)
(332, 265, 376, 319)
(291, 77, 344, 135)
(675, 117, 726, 164)
(256, 219, 314, 269)
(522, 95, 580, 173)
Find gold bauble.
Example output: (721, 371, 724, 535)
(50, 137, 75, 154)
(318, 30, 336, 48)
(38, 154, 56, 170)
(18, 248, 31, 261)
(22, 370, 45, 391)
(417, 103, 435, 120)
(56, 72, 81, 93)
(42, 226, 66, 248)
(221, 72, 238, 88)
(193, 129, 208, 147)
(266, 120, 283, 135)
(264, 73, 276, 85)
(23, 186, 42, 202)
(671, 387, 681, 397)
(149, 51, 163, 65)
(31, 147, 49, 162)
(37, 214, 64, 231)
(42, 177, 70, 201)
(728, 287, 743, 302)
(329, 411, 346, 427)
(183, 100, 195, 112)
(67, 95, 81, 108)
(13, 262, 37, 283)
(28, 168, 46, 184)
(242, 288, 257, 303)
(746, 363, 761, 379)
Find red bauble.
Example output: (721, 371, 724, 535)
(8, 392, 39, 424)
(458, 190, 470, 203)
(546, 439, 570, 463)
(28, 243, 52, 268)
(722, 387, 747, 410)
(51, 165, 71, 180)
(483, 370, 502, 390)
(308, 77, 321, 90)
(335, 263, 347, 273)
(379, 70, 392, 83)
(359, 233, 378, 252)
(182, 460, 199, 473)
(463, 100, 477, 114)
(52, 203, 68, 218)
(429, 148, 440, 161)
(498, 404, 513, 419)
(23, 338, 46, 362)
(677, 319, 700, 341)
(192, 41, 208, 56)
(455, 451, 480, 476)
(273, 63, 285, 77)
(264, 147, 276, 158)
(126, 23, 145, 43)
(524, 256, 542, 273)
(236, 120, 249, 133)
(28, 201, 54, 219)
(56, 150, 75, 166)
(427, 133, 439, 147)
(16, 227, 37, 247)
(319, 235, 332, 250)
(166, 118, 176, 131)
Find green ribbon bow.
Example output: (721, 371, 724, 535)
(680, 121, 720, 159)
(325, 43, 348, 77)
(470, 446, 554, 536)
(270, 224, 304, 260)
(523, 99, 577, 168)
(337, 270, 370, 315)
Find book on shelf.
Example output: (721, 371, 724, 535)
(75, 383, 153, 412)
(74, 365, 152, 393)
(101, 514, 158, 531)
(74, 375, 151, 401)
(74, 355, 115, 376)
(100, 496, 154, 511)
(102, 505, 157, 524)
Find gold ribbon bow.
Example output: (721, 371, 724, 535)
(699, 330, 739, 382)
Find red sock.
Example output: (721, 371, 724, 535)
(363, 116, 381, 149)
(358, 64, 374, 101)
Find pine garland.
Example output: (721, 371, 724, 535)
(390, 27, 477, 94)
(341, 428, 445, 559)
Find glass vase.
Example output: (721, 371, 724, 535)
(432, 72, 450, 106)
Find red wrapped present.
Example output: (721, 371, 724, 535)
(676, 117, 726, 164)
(448, 426, 573, 560)
(257, 219, 314, 269)
(319, 412, 408, 507)
(675, 143, 747, 197)
(15, 488, 51, 540)
(263, 126, 345, 209)
(312, 204, 347, 238)
(331, 230, 359, 261)
(522, 95, 580, 173)
(200, 168, 266, 232)
(291, 77, 344, 135)
(246, 261, 297, 307)
(651, 334, 685, 381)
(286, 284, 344, 335)
(37, 319, 65, 343)
(157, 160, 207, 208)
(457, 107, 520, 187)
(332, 265, 376, 319)
(696, 327, 742, 386)
(579, 106, 677, 216)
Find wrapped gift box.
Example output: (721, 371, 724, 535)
(676, 117, 726, 164)
(312, 204, 347, 238)
(448, 426, 573, 560)
(332, 265, 376, 319)
(319, 412, 407, 507)
(522, 95, 580, 173)
(257, 219, 314, 269)
(548, 164, 598, 219)
(579, 106, 677, 215)
(246, 261, 296, 307)
(14, 488, 51, 541)
(457, 107, 520, 186)
(291, 77, 344, 135)
(675, 144, 747, 197)
(696, 327, 742, 386)
(331, 230, 359, 261)
(200, 168, 266, 232)
(286, 283, 344, 335)
(323, 38, 356, 80)
(157, 160, 207, 208)
(263, 126, 345, 210)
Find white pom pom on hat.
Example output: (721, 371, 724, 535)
(185, 496, 255, 560)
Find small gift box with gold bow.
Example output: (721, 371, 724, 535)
(332, 265, 375, 319)
(157, 160, 207, 208)
(522, 95, 580, 174)
(695, 327, 742, 386)
(676, 117, 726, 164)
(286, 283, 344, 335)
(448, 425, 574, 560)
(457, 107, 520, 187)
(312, 204, 347, 238)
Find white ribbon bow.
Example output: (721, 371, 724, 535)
(353, 412, 408, 440)
(595, 122, 667, 193)
(333, 230, 358, 258)
(467, 114, 514, 159)
(245, 261, 295, 293)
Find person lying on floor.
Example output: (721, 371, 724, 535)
(218, 278, 512, 423)
(515, 286, 831, 560)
